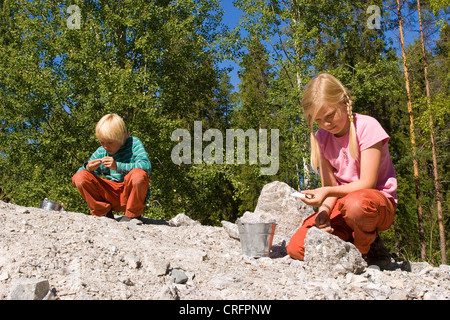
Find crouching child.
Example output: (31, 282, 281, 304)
(72, 113, 151, 222)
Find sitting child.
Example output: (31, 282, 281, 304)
(72, 113, 151, 222)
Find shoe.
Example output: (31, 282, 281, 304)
(119, 216, 132, 223)
(398, 260, 412, 272)
(390, 253, 412, 272)
(105, 210, 115, 220)
(362, 235, 395, 271)
(119, 216, 142, 223)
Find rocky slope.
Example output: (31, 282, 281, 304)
(0, 182, 449, 300)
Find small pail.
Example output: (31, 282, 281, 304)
(237, 220, 277, 258)
(39, 198, 62, 211)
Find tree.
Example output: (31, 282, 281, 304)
(416, 0, 446, 264)
(230, 34, 275, 213)
(390, 0, 427, 260)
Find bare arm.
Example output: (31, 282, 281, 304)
(318, 155, 338, 214)
(302, 141, 383, 206)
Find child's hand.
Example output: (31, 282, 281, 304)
(315, 210, 334, 233)
(86, 159, 102, 172)
(300, 187, 328, 207)
(101, 156, 117, 171)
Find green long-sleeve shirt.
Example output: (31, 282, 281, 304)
(78, 136, 151, 183)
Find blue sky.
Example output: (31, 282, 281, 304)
(219, 1, 242, 90)
(220, 0, 242, 29)
(217, 1, 434, 91)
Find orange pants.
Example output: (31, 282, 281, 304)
(286, 189, 396, 260)
(72, 169, 149, 218)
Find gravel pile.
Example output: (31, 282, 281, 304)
(0, 199, 449, 300)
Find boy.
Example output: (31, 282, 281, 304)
(72, 114, 151, 222)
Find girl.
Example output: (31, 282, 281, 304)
(286, 73, 398, 270)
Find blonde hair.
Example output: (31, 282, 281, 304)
(301, 73, 358, 173)
(95, 113, 128, 145)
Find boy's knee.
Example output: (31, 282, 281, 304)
(127, 168, 149, 186)
(72, 170, 93, 188)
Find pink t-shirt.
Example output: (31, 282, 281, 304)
(315, 113, 398, 203)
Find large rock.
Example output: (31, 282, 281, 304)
(221, 220, 240, 240)
(304, 227, 367, 277)
(169, 213, 201, 227)
(9, 278, 52, 300)
(252, 181, 314, 238)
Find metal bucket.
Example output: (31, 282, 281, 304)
(39, 198, 62, 211)
(237, 220, 277, 258)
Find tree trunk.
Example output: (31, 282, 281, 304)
(416, 0, 447, 264)
(396, 0, 426, 260)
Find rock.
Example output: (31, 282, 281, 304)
(304, 227, 367, 277)
(43, 288, 57, 300)
(252, 181, 314, 238)
(9, 278, 51, 300)
(119, 276, 135, 286)
(123, 254, 141, 269)
(154, 284, 180, 300)
(239, 211, 276, 224)
(0, 271, 9, 281)
(210, 274, 239, 290)
(410, 261, 433, 274)
(146, 257, 170, 276)
(169, 213, 201, 227)
(170, 269, 188, 284)
(125, 218, 143, 229)
(174, 248, 207, 264)
(221, 220, 239, 240)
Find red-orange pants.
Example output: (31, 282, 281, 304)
(286, 189, 396, 260)
(72, 169, 149, 218)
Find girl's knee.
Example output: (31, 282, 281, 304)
(286, 223, 313, 261)
(286, 242, 305, 261)
(341, 190, 379, 218)
(341, 190, 388, 233)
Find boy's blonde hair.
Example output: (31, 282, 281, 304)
(95, 113, 128, 146)
(301, 73, 358, 173)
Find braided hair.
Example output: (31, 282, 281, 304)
(301, 73, 359, 173)
(344, 92, 359, 161)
